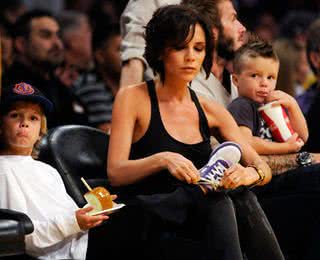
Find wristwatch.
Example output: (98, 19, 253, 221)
(296, 151, 313, 167)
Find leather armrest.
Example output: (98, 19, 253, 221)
(0, 209, 34, 234)
(0, 209, 34, 257)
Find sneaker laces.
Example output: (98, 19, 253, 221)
(198, 158, 230, 190)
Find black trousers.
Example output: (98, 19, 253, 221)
(86, 205, 158, 260)
(206, 189, 284, 260)
(254, 164, 320, 260)
(126, 185, 284, 260)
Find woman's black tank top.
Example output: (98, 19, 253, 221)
(124, 80, 212, 197)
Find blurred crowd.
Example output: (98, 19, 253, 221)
(0, 0, 126, 132)
(0, 0, 319, 133)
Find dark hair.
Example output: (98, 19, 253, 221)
(92, 23, 120, 51)
(0, 0, 24, 11)
(181, 0, 228, 32)
(12, 9, 56, 39)
(57, 10, 88, 38)
(306, 19, 320, 75)
(233, 35, 278, 74)
(144, 4, 214, 82)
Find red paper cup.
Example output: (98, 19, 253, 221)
(258, 101, 294, 142)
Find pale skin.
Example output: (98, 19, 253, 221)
(232, 56, 308, 155)
(108, 23, 271, 192)
(0, 101, 109, 230)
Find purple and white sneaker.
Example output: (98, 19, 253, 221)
(198, 142, 242, 190)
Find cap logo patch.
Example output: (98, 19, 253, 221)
(13, 83, 35, 95)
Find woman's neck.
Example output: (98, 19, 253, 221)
(158, 77, 190, 102)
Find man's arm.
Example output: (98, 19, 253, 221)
(261, 154, 298, 175)
(120, 0, 157, 87)
(262, 153, 320, 175)
(120, 58, 145, 87)
(120, 0, 181, 87)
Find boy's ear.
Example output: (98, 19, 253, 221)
(232, 74, 239, 88)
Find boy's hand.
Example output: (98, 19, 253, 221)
(76, 206, 109, 230)
(266, 90, 295, 109)
(285, 133, 304, 152)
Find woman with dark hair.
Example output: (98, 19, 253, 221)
(108, 4, 284, 260)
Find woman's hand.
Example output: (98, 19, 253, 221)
(162, 152, 200, 184)
(76, 207, 109, 230)
(220, 164, 259, 189)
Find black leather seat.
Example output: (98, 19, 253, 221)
(38, 125, 110, 207)
(0, 209, 34, 259)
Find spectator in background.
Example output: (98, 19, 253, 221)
(279, 10, 317, 47)
(253, 12, 278, 42)
(93, 23, 121, 97)
(274, 39, 310, 96)
(89, 0, 122, 31)
(0, 16, 14, 73)
(58, 10, 93, 73)
(64, 0, 94, 14)
(298, 19, 320, 153)
(2, 10, 84, 128)
(92, 23, 122, 132)
(279, 10, 318, 91)
(58, 11, 118, 133)
(23, 0, 64, 14)
(0, 0, 26, 25)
